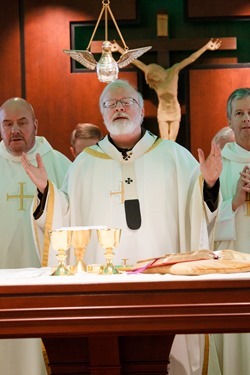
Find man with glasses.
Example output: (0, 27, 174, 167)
(22, 79, 222, 375)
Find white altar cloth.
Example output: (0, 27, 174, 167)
(0, 267, 250, 285)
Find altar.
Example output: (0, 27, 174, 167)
(0, 269, 250, 374)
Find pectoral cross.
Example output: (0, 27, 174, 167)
(125, 178, 133, 184)
(110, 182, 124, 204)
(7, 182, 34, 211)
(246, 192, 250, 216)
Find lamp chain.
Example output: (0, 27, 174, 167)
(86, 0, 129, 51)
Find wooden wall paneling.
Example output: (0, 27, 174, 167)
(187, 0, 250, 19)
(187, 64, 250, 159)
(24, 0, 138, 160)
(0, 1, 22, 104)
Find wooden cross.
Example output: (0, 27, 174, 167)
(7, 182, 34, 211)
(90, 9, 237, 68)
(89, 9, 237, 140)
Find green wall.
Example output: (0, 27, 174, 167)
(74, 0, 249, 65)
(131, 0, 249, 63)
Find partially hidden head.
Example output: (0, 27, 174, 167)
(212, 126, 235, 150)
(70, 123, 103, 158)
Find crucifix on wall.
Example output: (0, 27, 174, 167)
(90, 10, 236, 143)
(77, 8, 236, 145)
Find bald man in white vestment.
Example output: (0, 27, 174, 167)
(22, 79, 222, 375)
(0, 97, 71, 375)
(208, 88, 250, 375)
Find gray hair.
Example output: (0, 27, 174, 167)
(227, 87, 250, 119)
(99, 79, 144, 115)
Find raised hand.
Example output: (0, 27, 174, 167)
(110, 40, 125, 54)
(21, 153, 48, 193)
(206, 38, 222, 51)
(197, 142, 222, 187)
(241, 166, 250, 193)
(232, 166, 250, 211)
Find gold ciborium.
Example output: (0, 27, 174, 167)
(97, 228, 121, 274)
(49, 229, 72, 276)
(71, 229, 92, 274)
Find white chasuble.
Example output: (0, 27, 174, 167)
(52, 131, 213, 266)
(214, 142, 250, 252)
(208, 142, 250, 375)
(40, 131, 218, 375)
(0, 136, 71, 375)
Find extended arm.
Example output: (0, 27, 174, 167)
(112, 38, 221, 76)
(176, 38, 221, 72)
(111, 41, 148, 73)
(214, 166, 250, 244)
(232, 166, 250, 211)
(22, 152, 70, 225)
(197, 142, 222, 213)
(21, 152, 48, 193)
(197, 142, 222, 188)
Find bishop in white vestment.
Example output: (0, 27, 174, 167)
(52, 132, 217, 265)
(23, 80, 222, 375)
(35, 132, 220, 375)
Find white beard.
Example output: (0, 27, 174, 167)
(105, 118, 137, 135)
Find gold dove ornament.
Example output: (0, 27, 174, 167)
(63, 0, 151, 83)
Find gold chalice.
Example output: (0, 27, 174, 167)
(49, 229, 72, 276)
(97, 228, 121, 274)
(71, 229, 92, 274)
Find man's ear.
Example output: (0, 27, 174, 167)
(34, 119, 38, 134)
(70, 146, 76, 159)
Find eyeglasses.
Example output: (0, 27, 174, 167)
(103, 97, 139, 109)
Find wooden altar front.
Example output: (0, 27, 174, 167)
(0, 274, 250, 374)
